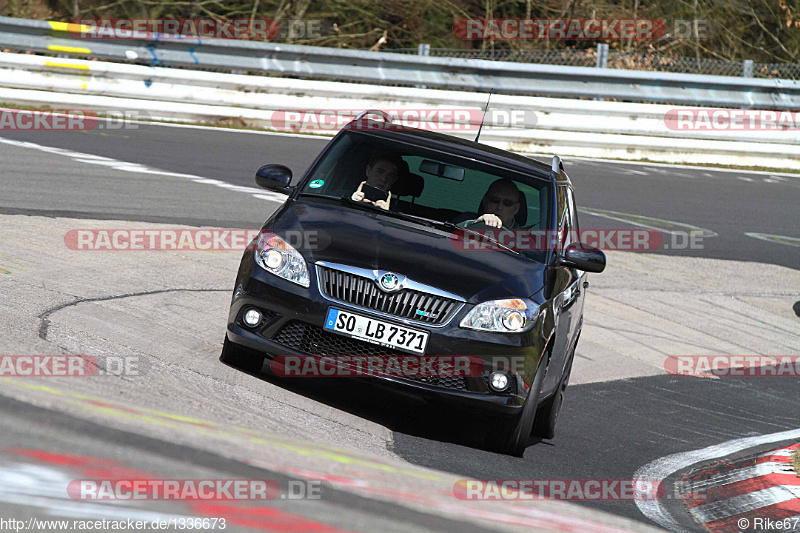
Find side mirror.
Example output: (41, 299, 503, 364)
(560, 242, 606, 273)
(255, 164, 293, 194)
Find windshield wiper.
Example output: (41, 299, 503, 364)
(298, 192, 436, 228)
(340, 196, 444, 229)
(297, 192, 338, 200)
(439, 221, 520, 255)
(303, 194, 517, 253)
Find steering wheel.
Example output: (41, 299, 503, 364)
(464, 221, 507, 230)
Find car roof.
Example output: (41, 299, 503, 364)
(343, 120, 562, 183)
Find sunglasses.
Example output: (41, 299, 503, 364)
(487, 196, 519, 207)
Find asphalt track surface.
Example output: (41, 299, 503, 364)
(1, 122, 798, 532)
(0, 122, 798, 268)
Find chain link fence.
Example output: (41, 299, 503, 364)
(754, 62, 800, 80)
(391, 47, 598, 67)
(387, 46, 800, 80)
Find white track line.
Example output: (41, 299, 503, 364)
(0, 136, 288, 204)
(745, 233, 800, 248)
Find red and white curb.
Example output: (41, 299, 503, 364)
(679, 443, 800, 532)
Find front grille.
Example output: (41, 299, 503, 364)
(271, 321, 468, 391)
(317, 266, 461, 325)
(402, 375, 467, 391)
(273, 321, 400, 356)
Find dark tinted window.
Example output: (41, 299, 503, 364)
(299, 132, 552, 231)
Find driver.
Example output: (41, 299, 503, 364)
(456, 179, 522, 228)
(350, 151, 403, 211)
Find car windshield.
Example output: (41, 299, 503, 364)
(298, 131, 553, 261)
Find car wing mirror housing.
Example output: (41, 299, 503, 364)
(559, 242, 606, 273)
(255, 164, 294, 194)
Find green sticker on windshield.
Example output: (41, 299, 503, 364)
(309, 179, 324, 188)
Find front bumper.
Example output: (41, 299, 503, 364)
(226, 252, 547, 415)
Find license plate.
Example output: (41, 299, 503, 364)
(324, 308, 429, 354)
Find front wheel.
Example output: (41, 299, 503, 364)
(487, 353, 548, 456)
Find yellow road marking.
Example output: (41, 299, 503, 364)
(0, 379, 442, 481)
(47, 21, 91, 34)
(46, 46, 92, 56)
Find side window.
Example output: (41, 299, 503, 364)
(301, 134, 355, 195)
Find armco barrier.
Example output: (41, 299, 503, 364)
(0, 15, 799, 169)
(1, 15, 800, 110)
(1, 52, 799, 169)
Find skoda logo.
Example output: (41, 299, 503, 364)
(379, 272, 401, 292)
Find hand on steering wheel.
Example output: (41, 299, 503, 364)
(474, 213, 503, 228)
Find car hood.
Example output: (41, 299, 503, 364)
(271, 199, 546, 303)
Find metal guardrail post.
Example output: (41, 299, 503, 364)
(742, 60, 754, 78)
(415, 43, 431, 88)
(596, 43, 609, 69)
(594, 44, 609, 100)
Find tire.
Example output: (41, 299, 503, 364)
(487, 353, 548, 457)
(220, 336, 265, 374)
(532, 344, 575, 440)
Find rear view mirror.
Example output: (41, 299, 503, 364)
(255, 164, 294, 194)
(559, 243, 606, 273)
(419, 160, 465, 181)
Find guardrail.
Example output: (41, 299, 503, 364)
(1, 16, 800, 110)
(2, 51, 799, 170)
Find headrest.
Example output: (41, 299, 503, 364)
(516, 191, 527, 226)
(394, 160, 425, 198)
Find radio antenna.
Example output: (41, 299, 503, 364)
(474, 88, 494, 143)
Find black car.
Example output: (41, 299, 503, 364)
(221, 111, 605, 456)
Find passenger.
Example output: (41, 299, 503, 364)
(456, 179, 522, 228)
(350, 151, 403, 211)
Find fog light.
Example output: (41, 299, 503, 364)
(489, 371, 510, 392)
(243, 308, 262, 327)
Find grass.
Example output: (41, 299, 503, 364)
(793, 447, 800, 478)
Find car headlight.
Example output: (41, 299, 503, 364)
(253, 232, 310, 287)
(460, 298, 539, 333)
